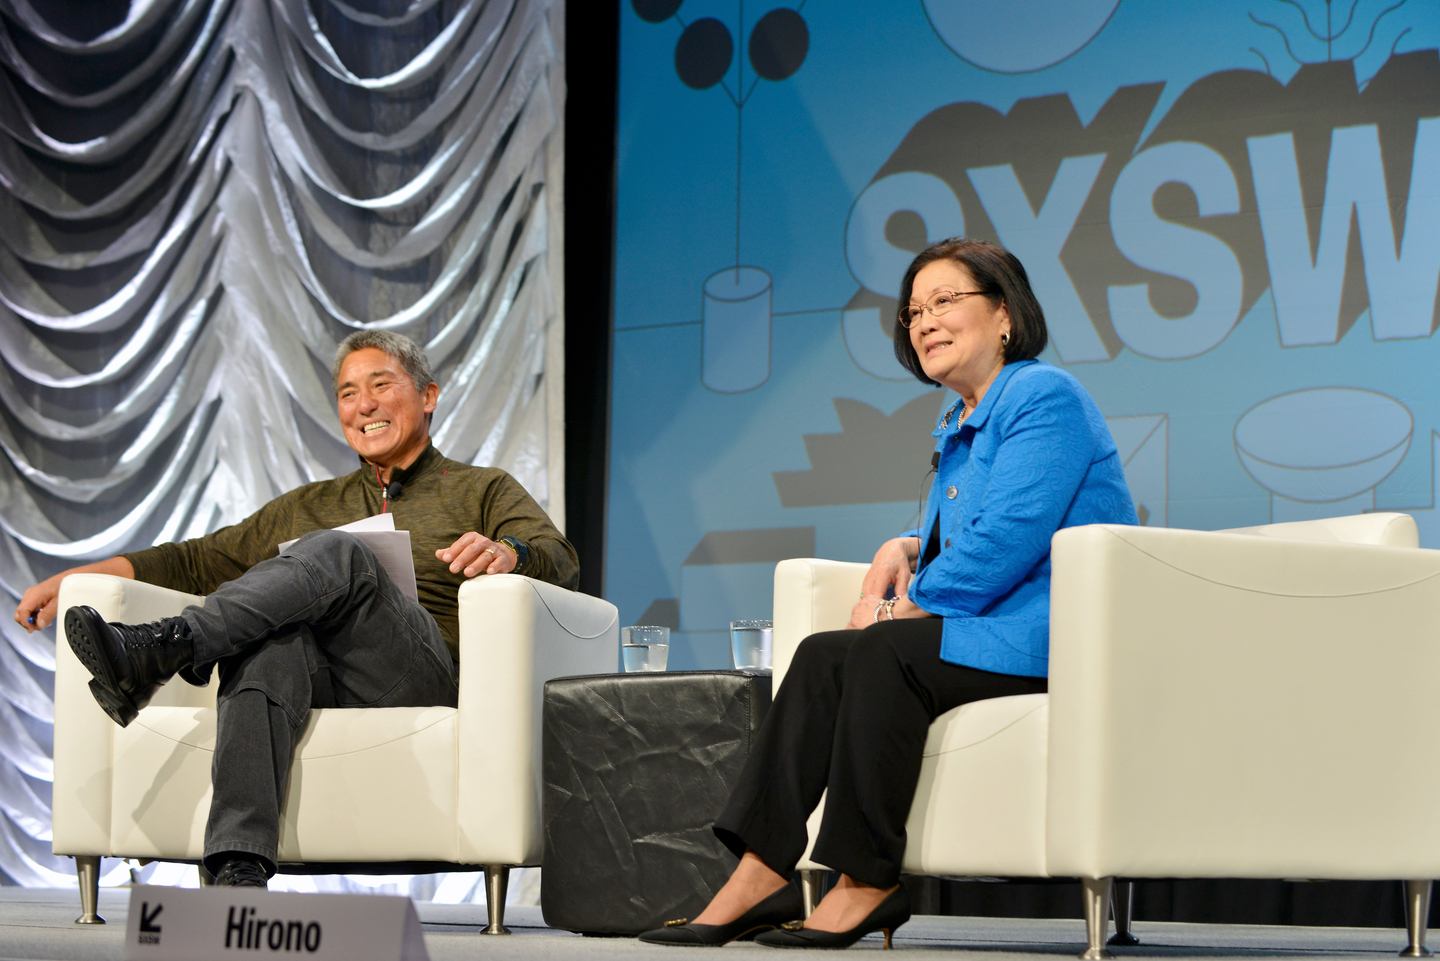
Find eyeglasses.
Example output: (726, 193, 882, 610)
(899, 289, 987, 328)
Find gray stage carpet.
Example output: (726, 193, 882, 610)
(0, 887, 1422, 959)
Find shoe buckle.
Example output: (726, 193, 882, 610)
(781, 920, 805, 931)
(663, 918, 689, 927)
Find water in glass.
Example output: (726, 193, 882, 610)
(621, 626, 670, 672)
(730, 620, 773, 671)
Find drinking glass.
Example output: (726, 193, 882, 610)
(730, 620, 773, 672)
(621, 626, 670, 672)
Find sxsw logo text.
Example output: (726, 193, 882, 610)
(137, 900, 162, 945)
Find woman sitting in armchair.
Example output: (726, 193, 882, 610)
(641, 238, 1137, 949)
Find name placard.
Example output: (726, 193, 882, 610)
(122, 885, 428, 961)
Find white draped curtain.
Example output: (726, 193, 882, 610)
(0, 0, 566, 886)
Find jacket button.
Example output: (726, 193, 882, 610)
(946, 486, 957, 499)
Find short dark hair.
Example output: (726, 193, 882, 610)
(891, 238, 1048, 386)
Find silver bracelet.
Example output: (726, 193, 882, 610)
(883, 597, 898, 620)
(873, 600, 886, 623)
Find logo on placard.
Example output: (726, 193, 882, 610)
(138, 900, 163, 945)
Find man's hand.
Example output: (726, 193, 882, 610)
(846, 536, 925, 629)
(437, 532, 516, 578)
(13, 556, 135, 633)
(14, 573, 65, 633)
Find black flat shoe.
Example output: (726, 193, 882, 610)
(754, 885, 910, 949)
(638, 881, 804, 946)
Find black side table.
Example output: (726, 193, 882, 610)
(540, 670, 772, 935)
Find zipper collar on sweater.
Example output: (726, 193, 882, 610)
(359, 443, 444, 489)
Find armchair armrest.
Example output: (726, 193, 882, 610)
(773, 559, 868, 687)
(454, 574, 618, 865)
(1046, 523, 1440, 882)
(52, 574, 208, 856)
(1222, 511, 1418, 546)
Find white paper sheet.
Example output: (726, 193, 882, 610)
(279, 514, 418, 602)
(331, 514, 397, 534)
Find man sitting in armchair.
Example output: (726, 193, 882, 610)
(13, 331, 578, 888)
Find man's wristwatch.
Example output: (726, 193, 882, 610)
(498, 536, 528, 572)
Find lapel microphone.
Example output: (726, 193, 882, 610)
(376, 464, 404, 513)
(931, 451, 940, 469)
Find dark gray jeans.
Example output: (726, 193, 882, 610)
(176, 530, 459, 874)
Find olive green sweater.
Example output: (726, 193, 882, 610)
(124, 445, 579, 659)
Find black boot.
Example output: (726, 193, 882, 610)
(64, 605, 195, 728)
(213, 856, 271, 888)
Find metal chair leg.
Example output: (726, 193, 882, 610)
(1108, 880, 1140, 946)
(482, 865, 511, 935)
(1080, 877, 1114, 961)
(799, 870, 823, 918)
(74, 856, 104, 924)
(1401, 880, 1433, 957)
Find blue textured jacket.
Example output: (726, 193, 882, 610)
(907, 360, 1137, 677)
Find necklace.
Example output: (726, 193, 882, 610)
(939, 399, 967, 430)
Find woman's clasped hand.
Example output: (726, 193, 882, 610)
(849, 536, 925, 628)
(639, 239, 1137, 949)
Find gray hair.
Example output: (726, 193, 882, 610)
(332, 331, 435, 394)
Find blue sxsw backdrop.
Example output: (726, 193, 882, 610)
(607, 0, 1440, 670)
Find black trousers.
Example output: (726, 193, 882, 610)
(713, 619, 1047, 888)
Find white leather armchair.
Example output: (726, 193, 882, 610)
(52, 572, 618, 933)
(774, 513, 1440, 958)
